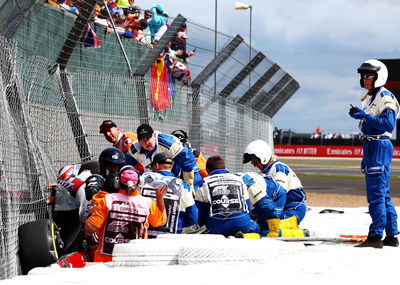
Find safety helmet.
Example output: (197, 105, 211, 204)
(58, 164, 91, 193)
(357, 59, 388, 88)
(171, 129, 188, 143)
(98, 147, 126, 177)
(242, 140, 272, 165)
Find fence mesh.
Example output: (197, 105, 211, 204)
(0, 0, 298, 279)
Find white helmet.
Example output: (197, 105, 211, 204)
(242, 140, 272, 165)
(357, 59, 388, 88)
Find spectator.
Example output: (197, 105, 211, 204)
(148, 3, 168, 43)
(84, 165, 167, 262)
(194, 155, 259, 236)
(93, 4, 111, 29)
(125, 0, 141, 16)
(59, 0, 79, 14)
(171, 22, 196, 63)
(46, 0, 60, 8)
(163, 42, 192, 85)
(140, 9, 153, 45)
(127, 124, 199, 192)
(134, 19, 153, 48)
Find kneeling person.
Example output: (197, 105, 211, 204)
(84, 166, 167, 262)
(195, 155, 259, 236)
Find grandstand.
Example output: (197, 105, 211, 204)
(0, 0, 299, 279)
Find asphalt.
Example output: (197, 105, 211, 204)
(279, 157, 400, 198)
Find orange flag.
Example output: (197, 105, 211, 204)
(150, 57, 170, 112)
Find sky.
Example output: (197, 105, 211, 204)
(7, 206, 400, 284)
(137, 0, 400, 135)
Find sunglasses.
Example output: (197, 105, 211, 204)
(361, 74, 375, 80)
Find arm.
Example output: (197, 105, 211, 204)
(194, 183, 209, 226)
(179, 183, 198, 227)
(148, 186, 167, 227)
(364, 109, 396, 132)
(84, 198, 107, 234)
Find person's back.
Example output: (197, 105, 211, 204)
(262, 158, 307, 222)
(144, 153, 198, 234)
(85, 166, 167, 262)
(148, 4, 168, 37)
(195, 155, 258, 236)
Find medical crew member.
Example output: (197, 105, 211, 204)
(243, 140, 307, 222)
(349, 59, 399, 248)
(145, 152, 198, 233)
(195, 155, 259, 236)
(127, 124, 200, 191)
(85, 165, 167, 262)
(242, 140, 307, 237)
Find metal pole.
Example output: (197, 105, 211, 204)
(103, 0, 133, 76)
(214, 0, 218, 95)
(249, 5, 252, 87)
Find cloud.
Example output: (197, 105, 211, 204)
(260, 0, 400, 53)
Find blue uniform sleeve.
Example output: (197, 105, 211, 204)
(365, 109, 396, 132)
(173, 146, 197, 172)
(253, 196, 281, 220)
(195, 200, 209, 227)
(180, 204, 199, 228)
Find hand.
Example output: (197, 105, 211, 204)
(155, 185, 168, 199)
(349, 106, 366, 119)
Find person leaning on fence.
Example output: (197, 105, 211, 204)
(126, 124, 199, 192)
(148, 3, 168, 43)
(194, 155, 259, 236)
(242, 140, 307, 237)
(147, 153, 198, 233)
(349, 59, 400, 248)
(85, 165, 167, 262)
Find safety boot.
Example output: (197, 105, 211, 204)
(355, 236, 383, 248)
(266, 219, 308, 237)
(382, 236, 399, 247)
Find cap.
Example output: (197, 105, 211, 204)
(155, 3, 164, 13)
(137, 124, 154, 140)
(146, 153, 173, 168)
(99, 120, 117, 134)
(120, 166, 139, 186)
(180, 22, 187, 28)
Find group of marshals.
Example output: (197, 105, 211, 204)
(51, 59, 399, 262)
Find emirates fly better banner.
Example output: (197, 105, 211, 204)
(274, 145, 400, 158)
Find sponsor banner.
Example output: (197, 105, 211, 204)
(274, 145, 400, 158)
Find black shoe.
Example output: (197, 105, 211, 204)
(382, 236, 399, 247)
(355, 236, 383, 248)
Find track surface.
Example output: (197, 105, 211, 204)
(279, 157, 400, 198)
